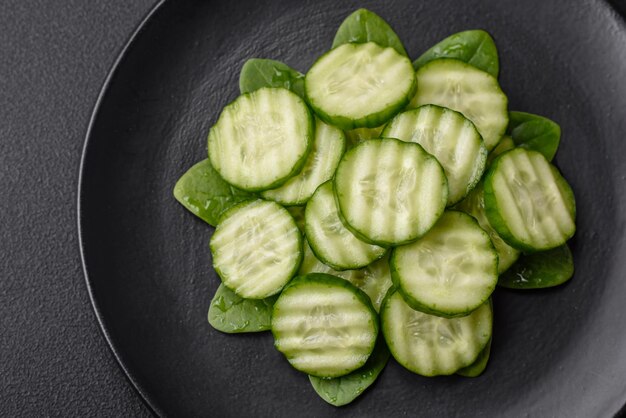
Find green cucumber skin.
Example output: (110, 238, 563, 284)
(308, 335, 390, 407)
(507, 111, 561, 161)
(208, 87, 315, 192)
(413, 29, 499, 77)
(389, 211, 498, 318)
(333, 138, 448, 247)
(498, 244, 574, 289)
(271, 273, 379, 378)
(457, 338, 492, 377)
(304, 45, 417, 130)
(483, 149, 576, 253)
(332, 8, 408, 56)
(210, 199, 303, 299)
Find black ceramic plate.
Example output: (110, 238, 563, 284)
(79, 0, 626, 416)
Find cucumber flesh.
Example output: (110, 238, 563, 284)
(391, 211, 498, 317)
(457, 338, 491, 377)
(454, 182, 520, 274)
(381, 289, 492, 376)
(262, 118, 346, 205)
(210, 199, 302, 299)
(305, 182, 386, 270)
(208, 87, 313, 191)
(305, 42, 416, 129)
(484, 148, 576, 251)
(271, 274, 378, 378)
(334, 138, 448, 246)
(382, 105, 487, 205)
(409, 58, 508, 151)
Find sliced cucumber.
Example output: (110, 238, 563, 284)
(409, 58, 508, 151)
(262, 118, 345, 205)
(210, 199, 302, 299)
(271, 273, 378, 378)
(345, 125, 383, 148)
(484, 148, 576, 252)
(498, 244, 574, 289)
(457, 338, 491, 377)
(299, 240, 393, 312)
(208, 87, 313, 191)
(305, 42, 416, 129)
(455, 182, 520, 274)
(487, 135, 515, 166)
(305, 182, 386, 270)
(381, 289, 492, 376)
(391, 211, 498, 317)
(382, 105, 487, 205)
(334, 138, 448, 246)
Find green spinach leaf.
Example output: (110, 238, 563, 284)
(239, 58, 305, 98)
(208, 284, 278, 333)
(173, 159, 251, 227)
(413, 29, 499, 77)
(332, 8, 407, 56)
(457, 338, 491, 377)
(498, 244, 574, 289)
(507, 111, 561, 161)
(309, 336, 390, 406)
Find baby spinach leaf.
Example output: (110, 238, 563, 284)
(173, 159, 251, 227)
(413, 30, 499, 77)
(208, 284, 278, 333)
(308, 336, 390, 406)
(239, 59, 305, 98)
(507, 111, 561, 161)
(498, 244, 574, 289)
(332, 8, 408, 56)
(457, 338, 491, 377)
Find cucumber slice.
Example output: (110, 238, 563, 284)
(391, 211, 498, 317)
(409, 58, 508, 151)
(261, 118, 346, 205)
(454, 182, 520, 274)
(498, 244, 574, 289)
(210, 199, 302, 299)
(381, 289, 492, 376)
(305, 181, 386, 270)
(305, 42, 416, 129)
(208, 284, 277, 333)
(487, 135, 515, 166)
(457, 338, 491, 377)
(308, 335, 390, 406)
(271, 273, 378, 378)
(208, 87, 313, 191)
(382, 105, 487, 205)
(345, 125, 383, 148)
(484, 148, 576, 252)
(334, 138, 448, 246)
(299, 241, 393, 312)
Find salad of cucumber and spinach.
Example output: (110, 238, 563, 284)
(174, 8, 576, 407)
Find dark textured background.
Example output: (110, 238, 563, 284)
(0, 1, 157, 416)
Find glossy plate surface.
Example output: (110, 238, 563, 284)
(79, 0, 626, 416)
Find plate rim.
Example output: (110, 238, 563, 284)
(77, 1, 167, 416)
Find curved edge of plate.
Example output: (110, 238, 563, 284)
(77, 1, 168, 416)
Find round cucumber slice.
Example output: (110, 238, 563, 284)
(334, 138, 448, 246)
(381, 289, 492, 377)
(208, 87, 313, 191)
(391, 211, 498, 317)
(382, 105, 487, 205)
(305, 181, 386, 270)
(262, 118, 346, 205)
(305, 42, 416, 129)
(210, 199, 302, 299)
(271, 273, 378, 378)
(484, 148, 576, 252)
(409, 58, 508, 151)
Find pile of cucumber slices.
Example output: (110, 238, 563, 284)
(174, 9, 576, 406)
